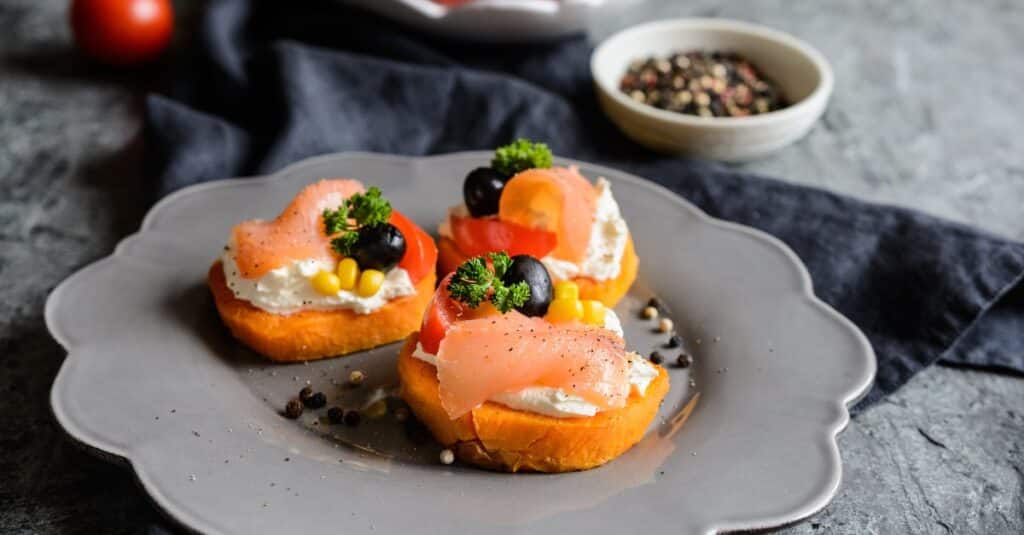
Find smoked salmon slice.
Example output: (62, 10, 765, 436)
(434, 311, 630, 419)
(232, 179, 364, 279)
(497, 166, 597, 263)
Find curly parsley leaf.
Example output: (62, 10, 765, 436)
(347, 186, 392, 227)
(492, 139, 553, 178)
(323, 207, 351, 235)
(447, 252, 531, 313)
(330, 232, 359, 257)
(491, 281, 530, 314)
(447, 256, 492, 308)
(489, 251, 512, 279)
(324, 187, 394, 256)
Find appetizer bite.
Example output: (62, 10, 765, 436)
(209, 180, 437, 362)
(398, 252, 669, 472)
(438, 139, 639, 307)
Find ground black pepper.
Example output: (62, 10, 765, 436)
(620, 50, 787, 118)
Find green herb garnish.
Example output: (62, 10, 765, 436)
(323, 205, 350, 235)
(330, 231, 360, 257)
(447, 252, 530, 313)
(492, 139, 553, 178)
(346, 186, 391, 227)
(323, 186, 393, 255)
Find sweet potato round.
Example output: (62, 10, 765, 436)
(436, 234, 639, 308)
(208, 261, 436, 362)
(397, 335, 670, 472)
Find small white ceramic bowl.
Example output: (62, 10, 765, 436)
(348, 0, 607, 42)
(591, 18, 834, 161)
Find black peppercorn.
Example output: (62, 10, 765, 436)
(666, 334, 684, 349)
(647, 297, 663, 311)
(284, 399, 303, 419)
(343, 410, 361, 427)
(298, 386, 313, 401)
(676, 353, 693, 368)
(649, 351, 664, 365)
(303, 392, 327, 409)
(327, 406, 345, 424)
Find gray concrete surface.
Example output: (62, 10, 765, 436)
(1, 0, 1021, 533)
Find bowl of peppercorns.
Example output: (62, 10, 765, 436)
(591, 18, 833, 161)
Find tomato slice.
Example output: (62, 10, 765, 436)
(419, 274, 458, 355)
(391, 210, 438, 285)
(449, 215, 557, 259)
(418, 273, 503, 355)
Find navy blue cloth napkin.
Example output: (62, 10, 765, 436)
(145, 0, 1024, 409)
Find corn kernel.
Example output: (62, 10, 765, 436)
(336, 258, 359, 290)
(356, 269, 385, 297)
(581, 300, 606, 326)
(554, 280, 579, 301)
(546, 297, 584, 323)
(311, 270, 341, 295)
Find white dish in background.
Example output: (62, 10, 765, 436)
(592, 18, 834, 161)
(346, 0, 606, 42)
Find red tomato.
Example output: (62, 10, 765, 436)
(71, 0, 174, 65)
(419, 274, 458, 355)
(391, 210, 438, 285)
(418, 270, 508, 354)
(449, 215, 557, 259)
(418, 274, 502, 354)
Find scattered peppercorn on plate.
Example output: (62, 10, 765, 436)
(47, 151, 874, 535)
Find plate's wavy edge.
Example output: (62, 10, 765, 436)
(48, 151, 876, 535)
(45, 252, 223, 535)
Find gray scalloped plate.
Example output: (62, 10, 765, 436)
(46, 152, 874, 535)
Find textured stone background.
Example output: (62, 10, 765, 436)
(1, 0, 1021, 533)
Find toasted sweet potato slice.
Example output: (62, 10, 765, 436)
(208, 261, 435, 361)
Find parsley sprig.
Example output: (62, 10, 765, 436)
(447, 252, 530, 313)
(492, 139, 553, 178)
(322, 186, 393, 256)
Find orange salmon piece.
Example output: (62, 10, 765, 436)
(497, 166, 597, 263)
(232, 179, 364, 279)
(434, 311, 630, 419)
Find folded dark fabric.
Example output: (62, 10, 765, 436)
(145, 0, 1024, 409)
